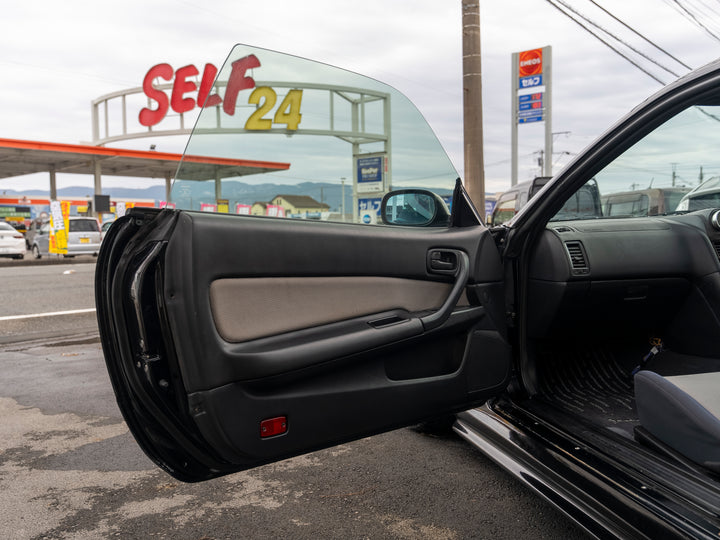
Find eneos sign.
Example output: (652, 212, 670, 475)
(518, 48, 543, 78)
(139, 55, 303, 130)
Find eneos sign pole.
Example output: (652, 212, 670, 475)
(511, 46, 552, 185)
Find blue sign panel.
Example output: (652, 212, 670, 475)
(485, 199, 496, 216)
(519, 75, 542, 89)
(358, 197, 382, 216)
(518, 115, 543, 124)
(357, 156, 383, 184)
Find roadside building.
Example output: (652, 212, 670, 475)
(271, 194, 330, 219)
(251, 202, 268, 216)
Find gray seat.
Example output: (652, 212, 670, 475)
(634, 370, 720, 473)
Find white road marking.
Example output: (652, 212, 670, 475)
(0, 308, 96, 321)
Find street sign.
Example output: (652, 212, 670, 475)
(356, 155, 385, 193)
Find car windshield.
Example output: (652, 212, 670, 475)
(172, 44, 458, 225)
(686, 191, 720, 210)
(554, 103, 720, 221)
(69, 219, 99, 232)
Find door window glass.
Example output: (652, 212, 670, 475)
(69, 219, 100, 232)
(173, 45, 458, 226)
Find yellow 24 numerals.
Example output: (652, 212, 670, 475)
(245, 87, 303, 131)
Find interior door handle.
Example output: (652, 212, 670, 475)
(420, 250, 469, 332)
(428, 249, 457, 273)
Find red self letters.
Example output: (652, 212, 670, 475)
(138, 55, 259, 127)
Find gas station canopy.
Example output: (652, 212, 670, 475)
(0, 137, 290, 201)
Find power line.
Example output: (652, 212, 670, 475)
(682, 0, 720, 32)
(665, 0, 720, 42)
(555, 0, 681, 78)
(544, 0, 668, 84)
(588, 0, 692, 70)
(687, 0, 720, 19)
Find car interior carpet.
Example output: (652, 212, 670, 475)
(533, 342, 720, 439)
(534, 343, 639, 438)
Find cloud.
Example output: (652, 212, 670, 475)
(0, 0, 719, 194)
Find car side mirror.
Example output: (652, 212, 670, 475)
(381, 189, 450, 227)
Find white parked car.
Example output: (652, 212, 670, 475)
(0, 221, 26, 259)
(676, 176, 720, 211)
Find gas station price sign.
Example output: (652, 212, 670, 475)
(511, 45, 552, 181)
(514, 48, 549, 125)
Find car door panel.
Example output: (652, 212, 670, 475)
(97, 207, 510, 481)
(208, 276, 454, 343)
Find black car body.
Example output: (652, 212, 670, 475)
(96, 45, 720, 538)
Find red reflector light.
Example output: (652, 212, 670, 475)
(260, 416, 287, 438)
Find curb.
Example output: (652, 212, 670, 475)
(0, 253, 97, 267)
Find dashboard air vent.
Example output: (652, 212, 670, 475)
(565, 241, 590, 275)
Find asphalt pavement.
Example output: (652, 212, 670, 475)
(0, 259, 97, 344)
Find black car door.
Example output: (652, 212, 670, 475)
(95, 45, 512, 482)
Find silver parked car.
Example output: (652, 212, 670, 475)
(31, 216, 101, 258)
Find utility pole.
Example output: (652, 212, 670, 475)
(462, 0, 485, 216)
(671, 163, 677, 187)
(341, 177, 346, 221)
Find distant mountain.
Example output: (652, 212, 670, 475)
(2, 186, 167, 200)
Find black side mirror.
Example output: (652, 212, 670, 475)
(381, 190, 450, 227)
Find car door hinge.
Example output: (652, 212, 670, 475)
(506, 311, 517, 327)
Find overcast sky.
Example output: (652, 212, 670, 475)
(2, 0, 720, 194)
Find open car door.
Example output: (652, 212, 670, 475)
(95, 45, 512, 482)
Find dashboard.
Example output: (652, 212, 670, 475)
(526, 209, 720, 355)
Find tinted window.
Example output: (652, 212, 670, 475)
(69, 219, 99, 232)
(688, 192, 720, 211)
(607, 195, 649, 217)
(493, 197, 517, 225)
(663, 191, 686, 213)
